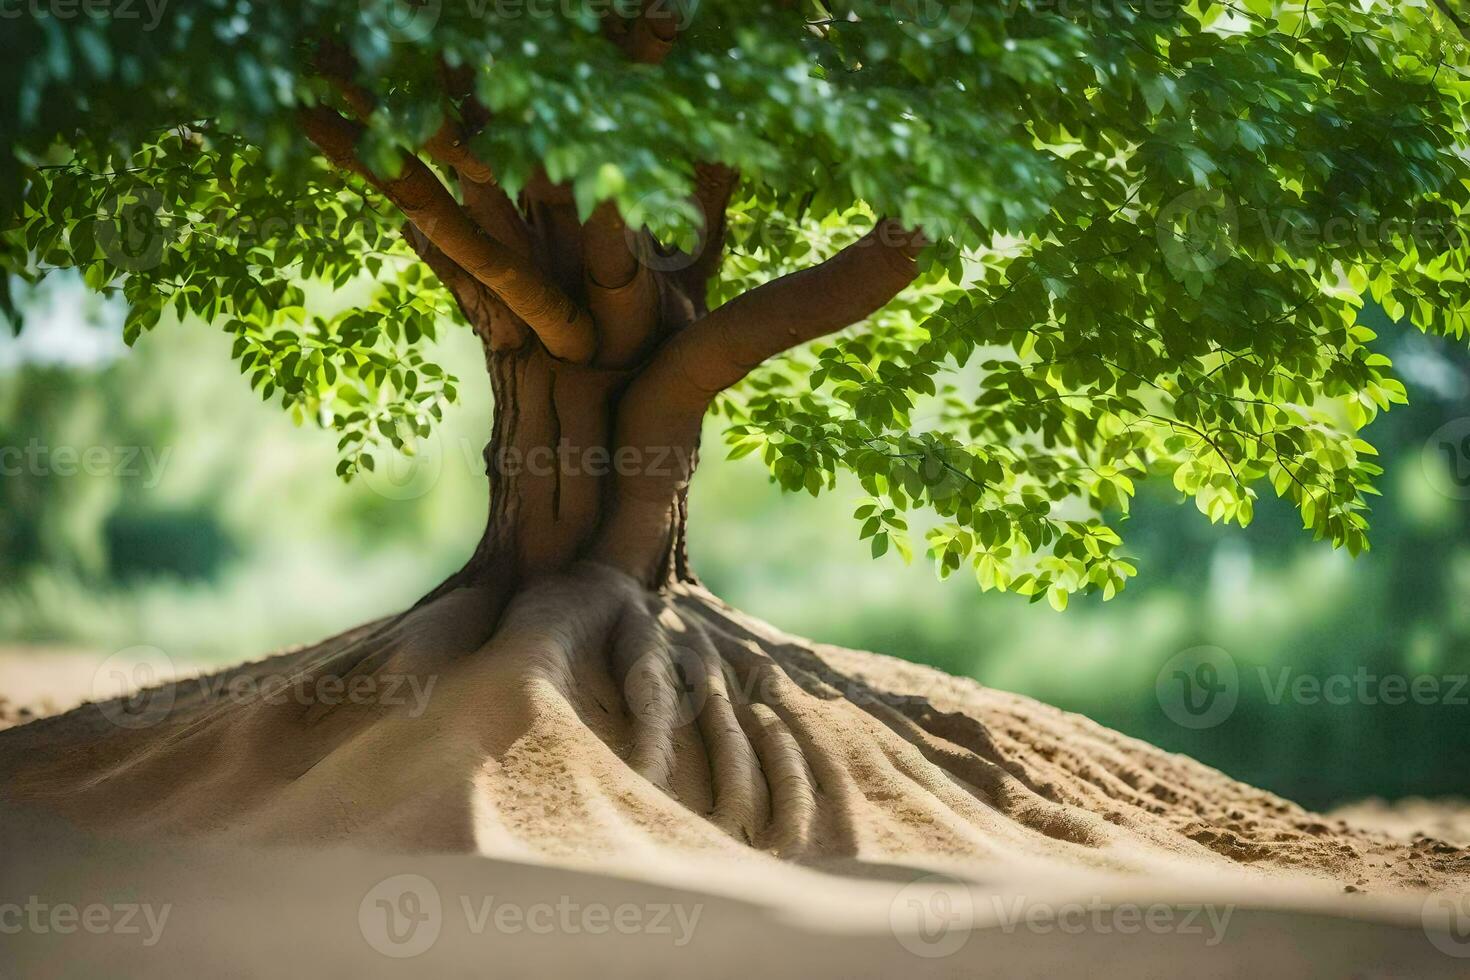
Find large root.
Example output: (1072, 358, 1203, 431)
(1, 564, 1466, 893)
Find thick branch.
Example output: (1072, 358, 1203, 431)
(458, 167, 535, 259)
(313, 41, 534, 257)
(299, 106, 597, 363)
(632, 218, 924, 419)
(583, 201, 640, 290)
(401, 225, 527, 351)
(424, 122, 496, 184)
(592, 219, 925, 579)
(584, 201, 659, 365)
(428, 118, 535, 258)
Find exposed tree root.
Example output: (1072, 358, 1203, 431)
(1, 565, 1467, 893)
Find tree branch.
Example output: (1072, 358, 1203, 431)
(593, 219, 925, 577)
(681, 162, 740, 291)
(401, 224, 527, 351)
(633, 218, 925, 417)
(313, 40, 534, 257)
(583, 200, 660, 365)
(299, 105, 597, 363)
(430, 122, 536, 258)
(618, 0, 683, 64)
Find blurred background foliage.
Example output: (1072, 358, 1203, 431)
(2, 276, 1468, 811)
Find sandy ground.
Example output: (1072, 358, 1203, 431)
(1330, 798, 1470, 848)
(3, 804, 1469, 979)
(0, 646, 207, 730)
(3, 603, 1469, 979)
(12, 642, 1466, 847)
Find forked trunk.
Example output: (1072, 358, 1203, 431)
(395, 196, 924, 628)
(420, 166, 734, 600)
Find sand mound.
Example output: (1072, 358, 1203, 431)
(2, 565, 1467, 899)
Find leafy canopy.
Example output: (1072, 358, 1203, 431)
(4, 0, 1470, 606)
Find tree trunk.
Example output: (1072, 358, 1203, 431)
(418, 331, 702, 634)
(470, 344, 699, 589)
(404, 179, 726, 619)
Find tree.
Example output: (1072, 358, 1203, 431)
(3, 1, 1470, 872)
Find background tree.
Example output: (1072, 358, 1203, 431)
(4, 0, 1470, 860)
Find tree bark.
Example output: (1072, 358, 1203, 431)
(406, 216, 923, 619)
(430, 334, 702, 611)
(297, 80, 923, 616)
